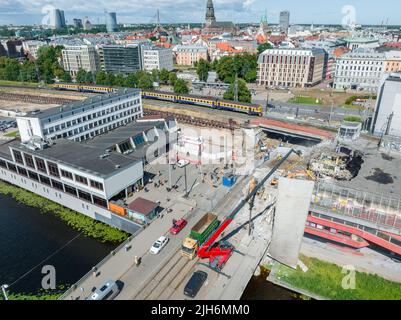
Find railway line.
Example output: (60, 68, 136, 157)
(0, 92, 78, 105)
(129, 175, 250, 300)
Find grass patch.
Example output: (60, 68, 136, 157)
(4, 130, 19, 138)
(1, 285, 68, 300)
(288, 96, 323, 105)
(274, 255, 401, 300)
(0, 80, 46, 88)
(0, 181, 129, 243)
(344, 116, 362, 123)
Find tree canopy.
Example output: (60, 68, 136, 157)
(173, 78, 189, 94)
(223, 78, 252, 103)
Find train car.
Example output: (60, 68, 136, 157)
(142, 90, 176, 103)
(52, 83, 116, 94)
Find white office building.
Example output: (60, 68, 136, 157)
(61, 45, 100, 76)
(142, 47, 174, 72)
(371, 73, 401, 137)
(22, 40, 46, 59)
(16, 89, 143, 143)
(334, 49, 386, 92)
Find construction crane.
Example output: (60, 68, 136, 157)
(197, 149, 298, 271)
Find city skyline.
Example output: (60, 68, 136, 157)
(0, 0, 401, 26)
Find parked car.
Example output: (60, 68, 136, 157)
(177, 159, 189, 168)
(150, 236, 169, 254)
(170, 219, 188, 235)
(87, 280, 120, 300)
(183, 271, 208, 298)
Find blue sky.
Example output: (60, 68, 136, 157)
(0, 0, 400, 26)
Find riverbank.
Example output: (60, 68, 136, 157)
(0, 181, 129, 243)
(267, 255, 401, 300)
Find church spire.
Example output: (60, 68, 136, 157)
(205, 0, 216, 26)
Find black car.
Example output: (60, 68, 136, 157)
(183, 271, 208, 298)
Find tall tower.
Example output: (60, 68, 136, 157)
(205, 0, 216, 27)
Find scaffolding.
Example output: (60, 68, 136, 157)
(311, 181, 401, 230)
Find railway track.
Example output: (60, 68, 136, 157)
(130, 175, 249, 300)
(0, 92, 77, 105)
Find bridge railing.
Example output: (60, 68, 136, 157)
(58, 227, 143, 300)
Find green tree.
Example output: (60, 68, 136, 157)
(257, 42, 273, 54)
(159, 68, 170, 84)
(216, 56, 235, 83)
(124, 73, 138, 88)
(151, 69, 160, 83)
(105, 73, 116, 86)
(137, 71, 153, 89)
(2, 58, 21, 81)
(19, 60, 38, 82)
(95, 70, 107, 85)
(76, 69, 88, 83)
(196, 58, 210, 82)
(85, 71, 94, 84)
(168, 72, 178, 86)
(59, 71, 72, 83)
(223, 79, 251, 103)
(173, 78, 189, 94)
(114, 74, 126, 87)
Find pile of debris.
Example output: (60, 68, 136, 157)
(308, 147, 364, 181)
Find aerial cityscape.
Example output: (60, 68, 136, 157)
(1, 0, 401, 306)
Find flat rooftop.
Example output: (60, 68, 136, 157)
(20, 88, 140, 123)
(336, 139, 401, 198)
(14, 139, 142, 178)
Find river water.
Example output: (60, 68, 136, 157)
(0, 194, 115, 295)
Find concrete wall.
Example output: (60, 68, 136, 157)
(16, 117, 43, 143)
(269, 177, 315, 268)
(0, 167, 141, 234)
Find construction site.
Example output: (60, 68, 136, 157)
(1, 84, 401, 301)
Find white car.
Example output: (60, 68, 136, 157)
(177, 160, 189, 168)
(150, 236, 169, 254)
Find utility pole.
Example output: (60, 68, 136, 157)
(1, 284, 9, 301)
(265, 85, 270, 114)
(234, 73, 238, 102)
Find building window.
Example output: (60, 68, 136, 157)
(51, 179, 64, 191)
(90, 180, 104, 191)
(75, 174, 88, 185)
(8, 163, 17, 172)
(28, 170, 39, 181)
(93, 195, 107, 208)
(78, 189, 92, 202)
(13, 150, 24, 164)
(0, 159, 6, 168)
(61, 169, 74, 180)
(24, 153, 35, 169)
(47, 161, 60, 178)
(35, 158, 47, 173)
(39, 175, 51, 186)
(64, 184, 77, 196)
(17, 166, 28, 177)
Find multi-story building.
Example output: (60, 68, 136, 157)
(384, 51, 401, 73)
(49, 9, 66, 30)
(173, 45, 208, 66)
(0, 119, 177, 234)
(16, 89, 143, 143)
(344, 37, 380, 51)
(257, 48, 325, 88)
(333, 49, 385, 92)
(279, 11, 290, 33)
(22, 40, 46, 60)
(73, 19, 83, 29)
(61, 45, 100, 76)
(142, 46, 174, 72)
(99, 45, 142, 74)
(105, 12, 118, 33)
(371, 73, 401, 137)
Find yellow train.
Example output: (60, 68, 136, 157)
(52, 83, 263, 116)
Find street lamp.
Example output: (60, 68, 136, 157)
(1, 284, 9, 301)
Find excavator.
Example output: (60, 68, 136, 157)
(197, 149, 297, 271)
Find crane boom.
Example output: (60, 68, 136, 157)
(198, 149, 297, 260)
